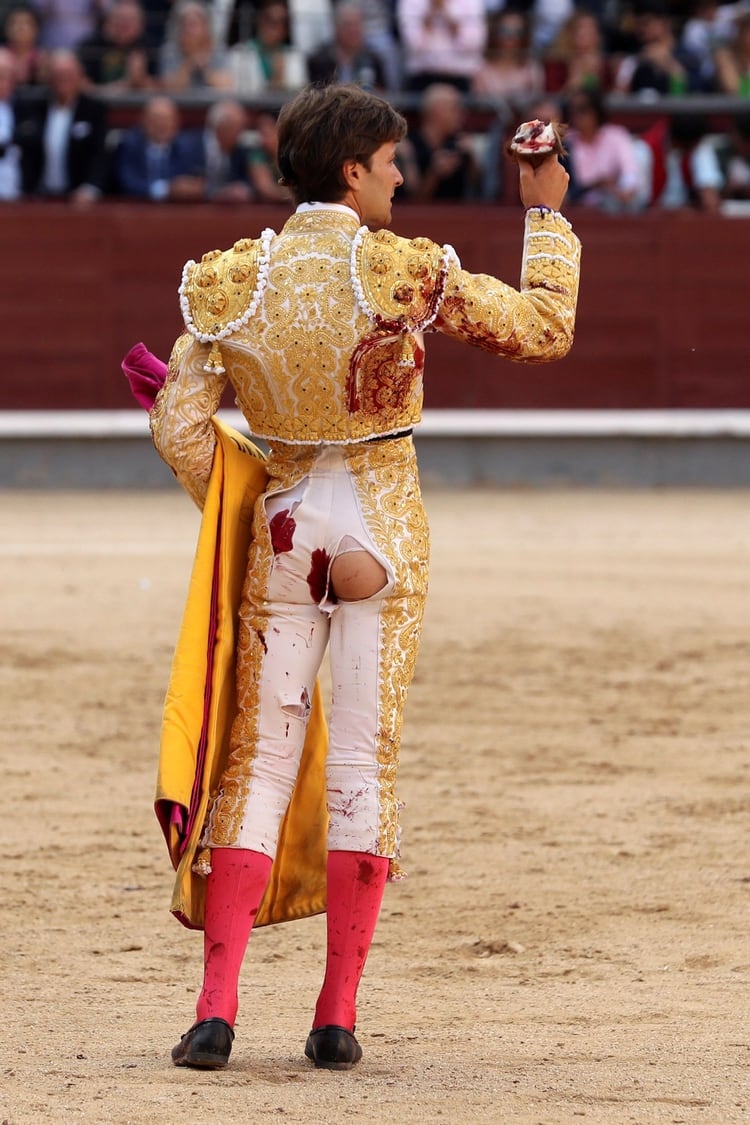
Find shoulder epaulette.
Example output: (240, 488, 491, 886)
(179, 229, 274, 372)
(351, 228, 454, 333)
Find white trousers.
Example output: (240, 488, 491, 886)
(203, 444, 427, 864)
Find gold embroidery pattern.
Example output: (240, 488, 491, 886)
(199, 212, 428, 443)
(346, 331, 424, 421)
(346, 440, 430, 594)
(150, 334, 223, 508)
(201, 440, 429, 857)
(201, 504, 273, 848)
(522, 210, 581, 322)
(180, 238, 264, 339)
(372, 592, 425, 857)
(345, 440, 430, 857)
(436, 210, 580, 364)
(148, 333, 184, 440)
(355, 229, 447, 329)
(157, 211, 580, 473)
(201, 445, 320, 848)
(158, 208, 580, 855)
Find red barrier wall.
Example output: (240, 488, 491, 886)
(2, 202, 747, 410)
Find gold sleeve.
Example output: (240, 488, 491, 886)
(149, 332, 228, 509)
(435, 208, 581, 364)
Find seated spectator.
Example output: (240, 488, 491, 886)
(29, 0, 104, 50)
(357, 0, 400, 91)
(0, 46, 22, 197)
(680, 0, 738, 90)
(3, 4, 47, 86)
(15, 47, 108, 203)
(77, 0, 156, 92)
(398, 81, 480, 201)
(220, 0, 333, 55)
(530, 0, 575, 57)
(397, 0, 487, 94)
(246, 107, 289, 202)
(566, 87, 646, 211)
(159, 0, 232, 92)
(544, 9, 616, 96)
(637, 113, 724, 212)
(115, 93, 203, 199)
(719, 113, 750, 200)
(181, 97, 253, 200)
(613, 0, 706, 96)
(714, 10, 750, 95)
(228, 0, 306, 96)
(307, 1, 385, 90)
(471, 9, 544, 105)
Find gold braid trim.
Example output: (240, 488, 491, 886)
(179, 232, 274, 373)
(354, 229, 449, 331)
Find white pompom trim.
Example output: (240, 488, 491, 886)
(178, 227, 275, 346)
(350, 227, 453, 332)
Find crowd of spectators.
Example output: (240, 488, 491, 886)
(1, 0, 750, 210)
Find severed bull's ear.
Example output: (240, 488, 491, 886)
(507, 120, 568, 167)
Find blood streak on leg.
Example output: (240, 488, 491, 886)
(307, 548, 331, 604)
(269, 509, 296, 554)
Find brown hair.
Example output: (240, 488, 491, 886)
(276, 83, 407, 205)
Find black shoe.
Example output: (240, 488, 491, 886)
(304, 1025, 363, 1071)
(171, 1017, 235, 1069)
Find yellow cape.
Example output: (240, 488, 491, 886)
(154, 419, 329, 929)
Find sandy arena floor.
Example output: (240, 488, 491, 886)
(1, 486, 748, 1125)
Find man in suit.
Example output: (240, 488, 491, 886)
(115, 93, 203, 200)
(15, 48, 109, 203)
(306, 2, 385, 91)
(180, 97, 252, 201)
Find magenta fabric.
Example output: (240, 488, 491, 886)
(121, 342, 168, 411)
(196, 848, 273, 1025)
(314, 851, 389, 1030)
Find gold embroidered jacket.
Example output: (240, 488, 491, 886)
(151, 206, 581, 495)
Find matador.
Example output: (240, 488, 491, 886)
(147, 84, 581, 1072)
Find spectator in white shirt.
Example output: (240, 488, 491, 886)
(15, 47, 109, 203)
(397, 0, 487, 93)
(159, 0, 233, 92)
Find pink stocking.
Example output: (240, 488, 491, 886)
(313, 850, 389, 1031)
(196, 847, 273, 1026)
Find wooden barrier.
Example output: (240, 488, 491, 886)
(2, 202, 747, 410)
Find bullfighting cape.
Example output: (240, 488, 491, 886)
(154, 418, 329, 930)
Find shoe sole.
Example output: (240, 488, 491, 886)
(173, 1053, 229, 1069)
(309, 1058, 358, 1071)
(304, 1036, 362, 1071)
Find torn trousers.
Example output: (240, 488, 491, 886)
(200, 438, 430, 867)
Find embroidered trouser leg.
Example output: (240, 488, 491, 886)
(206, 587, 422, 859)
(202, 445, 426, 862)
